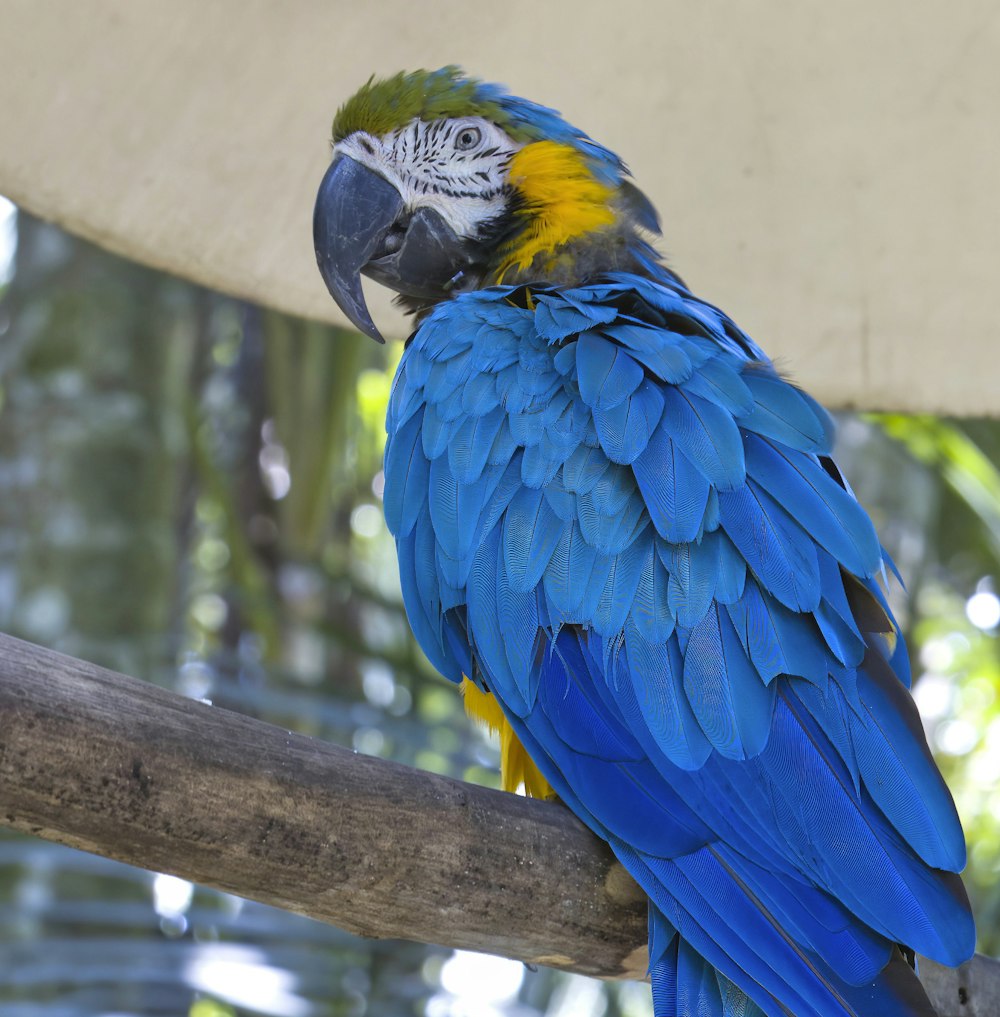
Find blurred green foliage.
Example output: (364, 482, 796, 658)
(0, 207, 996, 1017)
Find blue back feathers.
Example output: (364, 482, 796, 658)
(384, 272, 974, 1016)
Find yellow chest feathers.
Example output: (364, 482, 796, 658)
(497, 141, 617, 280)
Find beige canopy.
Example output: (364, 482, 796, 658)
(1, 0, 997, 413)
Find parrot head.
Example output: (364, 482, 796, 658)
(314, 67, 661, 341)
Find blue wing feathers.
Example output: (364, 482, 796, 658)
(726, 578, 829, 684)
(485, 421, 518, 472)
(383, 280, 972, 1017)
(506, 637, 711, 857)
(719, 482, 822, 612)
(562, 443, 610, 494)
(447, 404, 506, 484)
(577, 485, 648, 556)
(575, 330, 645, 407)
(534, 292, 618, 339)
(496, 569, 542, 707)
(735, 371, 835, 454)
(426, 455, 461, 560)
(519, 433, 566, 487)
(473, 457, 523, 545)
(716, 847, 895, 985)
(630, 542, 676, 643)
(648, 912, 682, 1016)
(815, 597, 867, 668)
(501, 485, 563, 592)
(593, 536, 648, 636)
(458, 369, 500, 416)
(854, 656, 967, 871)
(633, 427, 711, 543)
(664, 530, 745, 626)
(602, 322, 696, 384)
(621, 844, 824, 1017)
(659, 387, 746, 490)
(536, 633, 644, 762)
(395, 515, 463, 683)
(712, 529, 748, 604)
(623, 620, 712, 770)
(419, 399, 457, 459)
(683, 604, 776, 759)
(506, 403, 546, 444)
(676, 936, 725, 1017)
(683, 357, 756, 417)
(792, 677, 864, 795)
(382, 407, 429, 538)
(744, 434, 882, 576)
(465, 524, 529, 713)
(592, 377, 665, 464)
(588, 459, 634, 515)
(543, 520, 598, 615)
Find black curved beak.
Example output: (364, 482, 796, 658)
(315, 154, 485, 343)
(313, 155, 403, 343)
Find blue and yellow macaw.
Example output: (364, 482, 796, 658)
(313, 68, 974, 1017)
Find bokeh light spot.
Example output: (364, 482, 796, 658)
(966, 590, 1000, 630)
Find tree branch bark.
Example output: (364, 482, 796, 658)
(0, 632, 995, 1013)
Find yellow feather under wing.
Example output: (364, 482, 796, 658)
(461, 678, 555, 799)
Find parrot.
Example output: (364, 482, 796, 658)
(312, 67, 975, 1017)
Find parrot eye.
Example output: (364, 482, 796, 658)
(454, 126, 482, 152)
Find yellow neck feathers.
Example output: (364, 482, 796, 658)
(497, 141, 617, 279)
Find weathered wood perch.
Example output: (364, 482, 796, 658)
(0, 632, 996, 1014)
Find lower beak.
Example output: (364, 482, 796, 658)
(313, 155, 404, 343)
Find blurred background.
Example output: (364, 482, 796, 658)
(0, 192, 998, 1016)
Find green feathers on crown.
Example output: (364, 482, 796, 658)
(332, 66, 536, 143)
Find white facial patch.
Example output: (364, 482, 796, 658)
(335, 117, 522, 239)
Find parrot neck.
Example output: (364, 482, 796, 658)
(490, 140, 660, 287)
(488, 226, 664, 288)
(494, 141, 617, 278)
(392, 218, 671, 324)
(392, 140, 680, 321)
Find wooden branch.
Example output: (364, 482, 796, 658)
(0, 632, 647, 978)
(0, 632, 995, 1013)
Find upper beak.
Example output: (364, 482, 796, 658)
(315, 153, 483, 343)
(313, 155, 403, 343)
